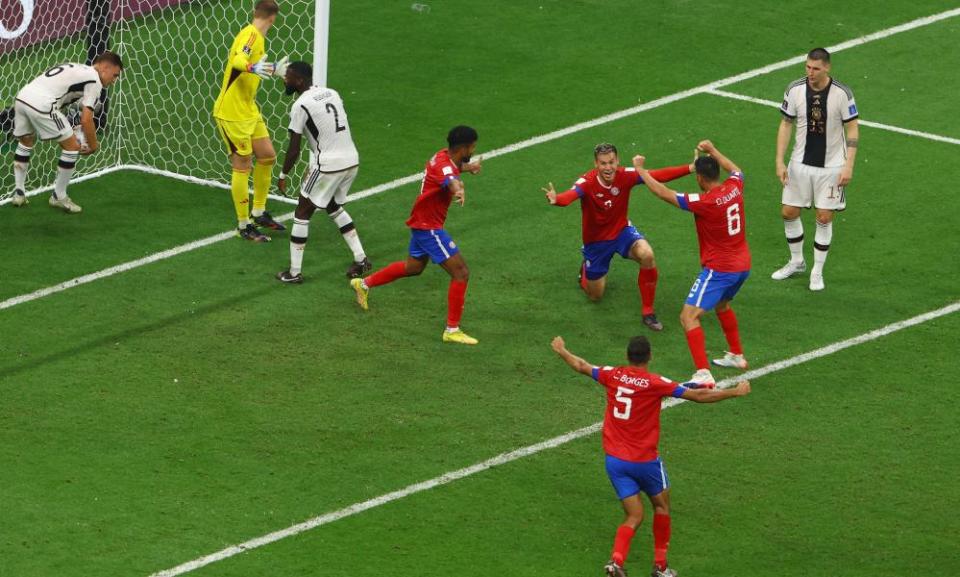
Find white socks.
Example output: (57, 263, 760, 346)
(784, 217, 804, 263)
(289, 218, 309, 275)
(13, 143, 32, 190)
(53, 150, 79, 200)
(812, 220, 833, 276)
(329, 206, 366, 262)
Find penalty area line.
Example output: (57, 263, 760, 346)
(147, 299, 960, 577)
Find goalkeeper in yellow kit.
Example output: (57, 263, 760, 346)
(213, 0, 289, 241)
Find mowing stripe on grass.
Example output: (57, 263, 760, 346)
(148, 299, 960, 577)
(707, 89, 960, 146)
(3, 6, 959, 313)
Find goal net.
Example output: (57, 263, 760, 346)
(1, 0, 318, 202)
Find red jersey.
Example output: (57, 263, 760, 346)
(593, 365, 687, 462)
(566, 165, 692, 244)
(676, 172, 751, 273)
(406, 149, 460, 230)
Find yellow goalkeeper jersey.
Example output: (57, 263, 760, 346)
(213, 24, 265, 121)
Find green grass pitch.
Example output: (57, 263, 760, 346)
(1, 1, 959, 576)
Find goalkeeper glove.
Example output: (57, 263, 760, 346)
(274, 56, 290, 78)
(248, 57, 276, 79)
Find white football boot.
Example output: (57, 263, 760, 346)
(49, 194, 82, 214)
(11, 189, 28, 207)
(689, 368, 716, 388)
(809, 272, 825, 291)
(771, 260, 806, 280)
(712, 351, 748, 370)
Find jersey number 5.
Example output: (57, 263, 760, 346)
(726, 204, 742, 236)
(325, 103, 346, 133)
(613, 386, 633, 420)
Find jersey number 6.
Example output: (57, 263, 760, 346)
(726, 204, 742, 236)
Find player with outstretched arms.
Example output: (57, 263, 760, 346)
(634, 141, 751, 387)
(772, 47, 859, 291)
(543, 144, 694, 331)
(212, 0, 289, 242)
(10, 51, 123, 213)
(275, 61, 370, 283)
(350, 126, 482, 345)
(552, 334, 750, 577)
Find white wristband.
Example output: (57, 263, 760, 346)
(278, 172, 287, 180)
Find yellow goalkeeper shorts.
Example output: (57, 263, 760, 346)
(214, 116, 269, 157)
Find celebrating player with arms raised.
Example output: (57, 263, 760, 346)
(212, 0, 289, 242)
(543, 144, 694, 331)
(552, 335, 750, 577)
(635, 141, 751, 387)
(350, 126, 482, 345)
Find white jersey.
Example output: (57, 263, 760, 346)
(288, 87, 359, 173)
(16, 63, 103, 115)
(780, 77, 858, 168)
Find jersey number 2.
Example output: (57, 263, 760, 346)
(613, 386, 633, 420)
(325, 103, 346, 133)
(726, 204, 742, 236)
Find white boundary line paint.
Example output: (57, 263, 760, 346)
(707, 89, 960, 146)
(149, 300, 960, 577)
(3, 7, 959, 312)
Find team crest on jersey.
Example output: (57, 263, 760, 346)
(611, 187, 620, 196)
(242, 45, 252, 56)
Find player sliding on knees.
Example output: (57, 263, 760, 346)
(551, 335, 750, 577)
(543, 143, 695, 331)
(275, 62, 370, 283)
(212, 0, 290, 242)
(634, 141, 752, 388)
(351, 126, 482, 345)
(10, 51, 123, 213)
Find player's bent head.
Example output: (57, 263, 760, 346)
(626, 336, 652, 365)
(694, 156, 720, 182)
(447, 125, 478, 151)
(254, 0, 280, 20)
(807, 47, 831, 64)
(93, 51, 123, 86)
(594, 142, 618, 159)
(285, 61, 312, 95)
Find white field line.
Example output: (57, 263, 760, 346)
(707, 89, 960, 146)
(3, 7, 959, 313)
(149, 299, 960, 577)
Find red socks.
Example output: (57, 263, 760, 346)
(638, 267, 658, 315)
(579, 262, 588, 292)
(447, 280, 468, 328)
(611, 524, 636, 565)
(653, 513, 671, 570)
(364, 261, 407, 288)
(685, 326, 709, 370)
(716, 308, 743, 355)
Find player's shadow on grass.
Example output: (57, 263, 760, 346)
(0, 283, 279, 380)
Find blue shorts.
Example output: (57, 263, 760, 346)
(685, 268, 750, 311)
(581, 225, 645, 280)
(605, 455, 670, 499)
(408, 228, 460, 264)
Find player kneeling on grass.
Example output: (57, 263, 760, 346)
(275, 62, 370, 283)
(351, 126, 482, 345)
(552, 335, 750, 577)
(10, 51, 123, 213)
(635, 141, 752, 388)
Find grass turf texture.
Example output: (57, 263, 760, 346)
(2, 1, 959, 576)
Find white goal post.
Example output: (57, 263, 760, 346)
(0, 0, 330, 205)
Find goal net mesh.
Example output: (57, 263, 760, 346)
(1, 0, 315, 201)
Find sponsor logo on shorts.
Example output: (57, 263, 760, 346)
(448, 241, 456, 249)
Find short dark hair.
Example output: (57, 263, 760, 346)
(287, 61, 312, 82)
(627, 336, 651, 365)
(695, 156, 720, 181)
(807, 47, 831, 63)
(93, 50, 123, 70)
(447, 125, 478, 149)
(594, 142, 618, 158)
(254, 0, 280, 18)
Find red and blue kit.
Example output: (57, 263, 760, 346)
(406, 148, 462, 263)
